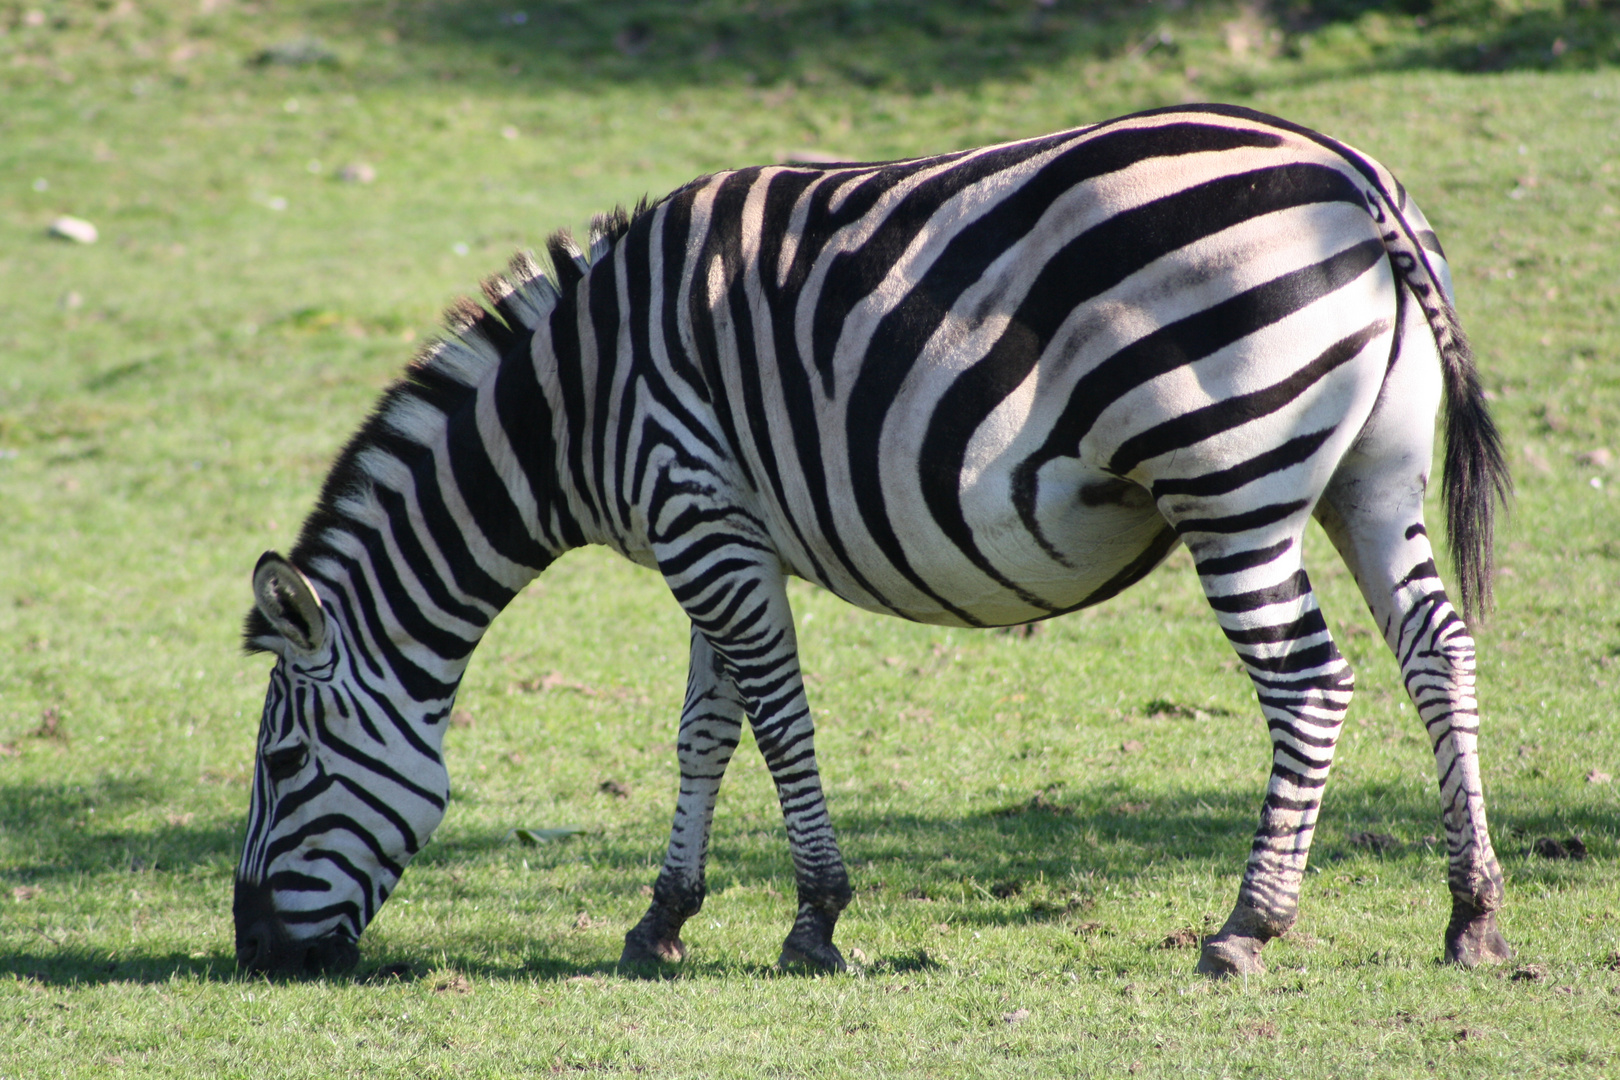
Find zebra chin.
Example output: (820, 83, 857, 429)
(233, 877, 361, 976)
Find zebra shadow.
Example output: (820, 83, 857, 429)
(1, 772, 1608, 985)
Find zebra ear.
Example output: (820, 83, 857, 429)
(252, 552, 327, 655)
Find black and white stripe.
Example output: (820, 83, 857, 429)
(234, 104, 1511, 977)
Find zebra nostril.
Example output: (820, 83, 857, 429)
(236, 921, 274, 970)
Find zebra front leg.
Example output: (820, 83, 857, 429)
(667, 553, 850, 971)
(621, 628, 745, 968)
(731, 600, 851, 971)
(1189, 541, 1355, 977)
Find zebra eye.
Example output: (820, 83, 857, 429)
(265, 745, 308, 782)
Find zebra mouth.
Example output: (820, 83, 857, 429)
(235, 927, 360, 976)
(233, 877, 360, 976)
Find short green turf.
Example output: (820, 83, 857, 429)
(2, 2, 1619, 1077)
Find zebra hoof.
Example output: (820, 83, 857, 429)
(778, 938, 846, 973)
(1444, 904, 1513, 968)
(1196, 935, 1267, 978)
(619, 928, 688, 970)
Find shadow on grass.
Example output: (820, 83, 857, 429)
(322, 0, 1620, 94)
(3, 771, 1611, 986)
(0, 776, 240, 884)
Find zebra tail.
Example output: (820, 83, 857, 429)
(1363, 177, 1511, 623)
(1435, 303, 1511, 622)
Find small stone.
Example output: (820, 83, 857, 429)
(48, 216, 98, 244)
(339, 163, 377, 184)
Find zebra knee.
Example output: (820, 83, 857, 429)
(651, 867, 707, 921)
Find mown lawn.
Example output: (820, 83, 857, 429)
(2, 2, 1619, 1076)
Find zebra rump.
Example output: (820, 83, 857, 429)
(235, 104, 1511, 979)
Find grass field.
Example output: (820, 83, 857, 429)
(3, 1, 1620, 1076)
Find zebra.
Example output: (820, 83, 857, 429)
(234, 103, 1512, 978)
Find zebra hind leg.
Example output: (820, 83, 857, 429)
(1317, 490, 1511, 968)
(1183, 525, 1355, 977)
(620, 628, 745, 969)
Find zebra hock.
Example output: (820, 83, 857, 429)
(234, 104, 1512, 978)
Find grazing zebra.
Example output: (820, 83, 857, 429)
(235, 104, 1512, 978)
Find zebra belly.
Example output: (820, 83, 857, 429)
(782, 464, 1175, 628)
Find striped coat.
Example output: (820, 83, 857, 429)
(235, 105, 1511, 977)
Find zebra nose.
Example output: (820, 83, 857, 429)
(236, 921, 276, 970)
(232, 875, 284, 971)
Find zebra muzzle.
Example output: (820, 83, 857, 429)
(233, 877, 360, 976)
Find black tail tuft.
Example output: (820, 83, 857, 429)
(1437, 305, 1511, 622)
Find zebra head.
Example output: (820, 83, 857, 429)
(234, 552, 451, 975)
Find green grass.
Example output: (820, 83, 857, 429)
(3, 2, 1620, 1076)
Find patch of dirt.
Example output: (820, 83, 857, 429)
(31, 707, 66, 742)
(1530, 836, 1587, 860)
(432, 972, 473, 995)
(1238, 1020, 1277, 1041)
(993, 622, 1044, 639)
(1119, 739, 1145, 754)
(449, 709, 475, 728)
(1111, 801, 1151, 815)
(1071, 921, 1105, 937)
(1002, 1007, 1031, 1025)
(1510, 963, 1550, 982)
(1159, 927, 1201, 949)
(990, 879, 1023, 899)
(11, 886, 41, 902)
(599, 780, 631, 799)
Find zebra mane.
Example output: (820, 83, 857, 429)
(242, 203, 648, 653)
